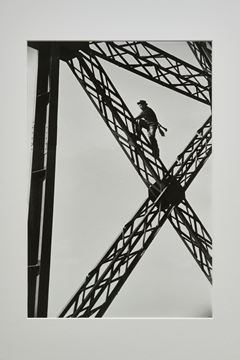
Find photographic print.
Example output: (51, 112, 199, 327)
(27, 40, 212, 318)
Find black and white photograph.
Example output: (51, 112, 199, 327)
(27, 41, 212, 318)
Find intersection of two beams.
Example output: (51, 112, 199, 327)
(62, 43, 211, 315)
(64, 47, 211, 260)
(149, 178, 185, 210)
(57, 42, 207, 213)
(64, 46, 209, 243)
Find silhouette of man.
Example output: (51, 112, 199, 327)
(133, 100, 167, 158)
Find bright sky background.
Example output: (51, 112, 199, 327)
(28, 41, 212, 318)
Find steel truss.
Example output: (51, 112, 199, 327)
(89, 41, 211, 105)
(28, 41, 212, 318)
(59, 47, 212, 317)
(59, 124, 212, 317)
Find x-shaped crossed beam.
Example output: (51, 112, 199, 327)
(59, 45, 212, 317)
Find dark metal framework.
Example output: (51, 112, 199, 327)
(28, 43, 60, 317)
(28, 41, 212, 317)
(89, 41, 211, 105)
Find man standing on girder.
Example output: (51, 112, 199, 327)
(133, 100, 167, 158)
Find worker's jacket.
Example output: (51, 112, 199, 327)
(135, 106, 158, 125)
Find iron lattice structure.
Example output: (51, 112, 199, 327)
(28, 41, 212, 318)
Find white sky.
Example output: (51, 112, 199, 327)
(28, 42, 212, 318)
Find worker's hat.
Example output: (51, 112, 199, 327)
(137, 100, 148, 105)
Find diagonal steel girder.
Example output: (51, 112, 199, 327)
(60, 198, 212, 318)
(88, 41, 211, 105)
(60, 197, 212, 318)
(67, 49, 212, 231)
(68, 49, 212, 273)
(58, 49, 212, 317)
(59, 193, 175, 317)
(59, 119, 212, 317)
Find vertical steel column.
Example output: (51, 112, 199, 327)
(28, 45, 50, 317)
(28, 43, 60, 317)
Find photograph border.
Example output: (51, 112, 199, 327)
(1, 0, 240, 358)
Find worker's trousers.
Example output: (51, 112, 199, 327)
(135, 120, 159, 156)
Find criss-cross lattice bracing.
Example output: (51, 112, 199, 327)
(59, 112, 212, 317)
(168, 199, 212, 282)
(89, 41, 211, 105)
(58, 47, 212, 317)
(168, 116, 212, 189)
(59, 196, 212, 317)
(67, 51, 168, 191)
(28, 41, 212, 317)
(59, 194, 174, 317)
